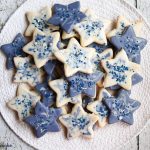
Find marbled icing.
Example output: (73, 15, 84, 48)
(110, 26, 147, 63)
(48, 1, 86, 33)
(104, 89, 141, 125)
(25, 102, 62, 138)
(67, 72, 103, 98)
(1, 33, 27, 69)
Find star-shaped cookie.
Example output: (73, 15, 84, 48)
(67, 72, 103, 98)
(59, 104, 98, 139)
(49, 78, 82, 107)
(74, 18, 107, 47)
(14, 57, 44, 86)
(110, 26, 147, 63)
(107, 16, 143, 38)
(54, 38, 96, 77)
(1, 33, 27, 69)
(48, 1, 86, 33)
(25, 6, 59, 36)
(25, 102, 62, 138)
(7, 84, 40, 121)
(35, 82, 56, 107)
(87, 88, 110, 128)
(23, 29, 60, 68)
(104, 89, 141, 125)
(101, 49, 140, 90)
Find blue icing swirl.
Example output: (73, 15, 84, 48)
(29, 34, 53, 59)
(55, 8, 81, 23)
(34, 115, 54, 133)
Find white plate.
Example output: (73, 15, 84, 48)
(0, 0, 150, 150)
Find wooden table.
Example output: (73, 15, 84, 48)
(0, 0, 150, 149)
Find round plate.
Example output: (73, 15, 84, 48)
(0, 0, 150, 150)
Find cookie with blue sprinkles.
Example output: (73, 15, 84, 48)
(23, 29, 60, 68)
(25, 101, 62, 138)
(13, 57, 44, 86)
(101, 49, 140, 90)
(87, 88, 110, 127)
(54, 38, 96, 77)
(1, 33, 27, 70)
(107, 16, 143, 39)
(25, 6, 59, 36)
(59, 104, 98, 139)
(103, 89, 141, 125)
(49, 78, 82, 107)
(74, 17, 107, 47)
(110, 26, 147, 64)
(7, 84, 40, 121)
(48, 1, 86, 33)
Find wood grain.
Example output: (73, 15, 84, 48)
(137, 0, 150, 22)
(137, 0, 150, 149)
(0, 114, 33, 150)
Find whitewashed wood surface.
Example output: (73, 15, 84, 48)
(0, 0, 150, 149)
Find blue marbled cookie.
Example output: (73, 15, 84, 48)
(104, 89, 141, 125)
(110, 26, 147, 64)
(67, 71, 103, 98)
(1, 33, 27, 69)
(48, 1, 86, 33)
(25, 102, 62, 138)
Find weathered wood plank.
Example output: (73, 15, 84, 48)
(137, 0, 150, 22)
(136, 0, 150, 149)
(139, 122, 150, 150)
(126, 0, 137, 7)
(0, 113, 33, 150)
(122, 138, 138, 150)
(0, 0, 25, 30)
